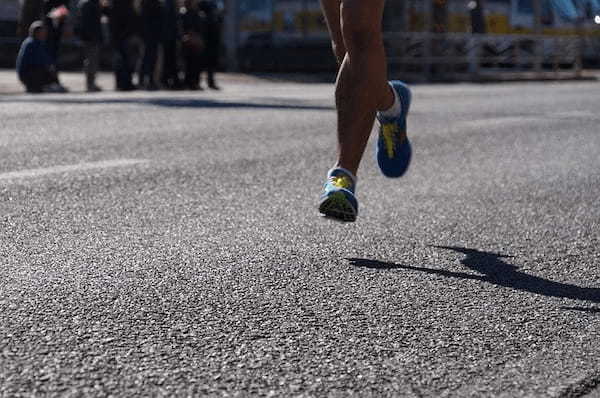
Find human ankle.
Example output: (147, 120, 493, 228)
(378, 83, 401, 117)
(332, 165, 358, 182)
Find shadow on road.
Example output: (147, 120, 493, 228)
(348, 245, 600, 304)
(0, 96, 333, 111)
(561, 306, 600, 314)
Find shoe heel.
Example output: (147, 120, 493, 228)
(391, 81, 412, 116)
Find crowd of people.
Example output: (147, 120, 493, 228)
(16, 0, 222, 93)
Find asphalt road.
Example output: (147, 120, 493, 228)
(1, 76, 600, 397)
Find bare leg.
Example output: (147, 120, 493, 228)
(321, 0, 394, 176)
(320, 0, 345, 64)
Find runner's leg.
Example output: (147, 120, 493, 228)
(321, 0, 394, 176)
(337, 0, 394, 176)
(318, 0, 396, 221)
(320, 0, 345, 65)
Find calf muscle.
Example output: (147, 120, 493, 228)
(321, 0, 393, 175)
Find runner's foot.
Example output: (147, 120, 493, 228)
(319, 167, 358, 222)
(376, 81, 412, 178)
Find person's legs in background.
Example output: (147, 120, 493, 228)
(202, 42, 220, 90)
(114, 38, 135, 91)
(183, 50, 202, 90)
(161, 39, 181, 89)
(84, 42, 101, 92)
(205, 65, 218, 90)
(140, 39, 159, 90)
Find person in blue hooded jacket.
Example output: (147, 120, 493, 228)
(16, 21, 62, 93)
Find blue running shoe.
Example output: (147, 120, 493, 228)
(318, 168, 358, 222)
(376, 81, 412, 178)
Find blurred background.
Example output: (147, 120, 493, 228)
(1, 0, 600, 82)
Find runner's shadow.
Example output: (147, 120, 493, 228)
(349, 246, 600, 303)
(562, 306, 600, 314)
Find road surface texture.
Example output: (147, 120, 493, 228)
(1, 73, 600, 397)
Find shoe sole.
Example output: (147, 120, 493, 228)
(318, 191, 357, 222)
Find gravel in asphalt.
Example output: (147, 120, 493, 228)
(1, 76, 600, 397)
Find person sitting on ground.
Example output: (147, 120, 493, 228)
(16, 21, 64, 93)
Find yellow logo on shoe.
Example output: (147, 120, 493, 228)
(331, 175, 353, 190)
(381, 123, 407, 159)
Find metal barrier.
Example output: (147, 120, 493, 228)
(384, 32, 583, 81)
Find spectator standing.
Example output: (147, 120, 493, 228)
(139, 0, 163, 90)
(18, 0, 44, 38)
(16, 21, 63, 93)
(108, 0, 139, 90)
(198, 0, 221, 90)
(42, 0, 69, 64)
(76, 0, 106, 91)
(180, 0, 205, 90)
(39, 0, 69, 91)
(161, 0, 182, 89)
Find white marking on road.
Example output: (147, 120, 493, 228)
(0, 159, 148, 181)
(457, 116, 544, 129)
(457, 111, 598, 130)
(553, 110, 597, 118)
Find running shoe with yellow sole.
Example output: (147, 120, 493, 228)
(318, 167, 358, 222)
(376, 81, 412, 178)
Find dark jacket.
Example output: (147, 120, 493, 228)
(140, 0, 163, 42)
(198, 0, 220, 41)
(43, 0, 69, 62)
(76, 0, 104, 43)
(18, 0, 44, 38)
(180, 6, 205, 37)
(16, 37, 53, 81)
(108, 0, 139, 43)
(197, 0, 220, 64)
(162, 0, 180, 42)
